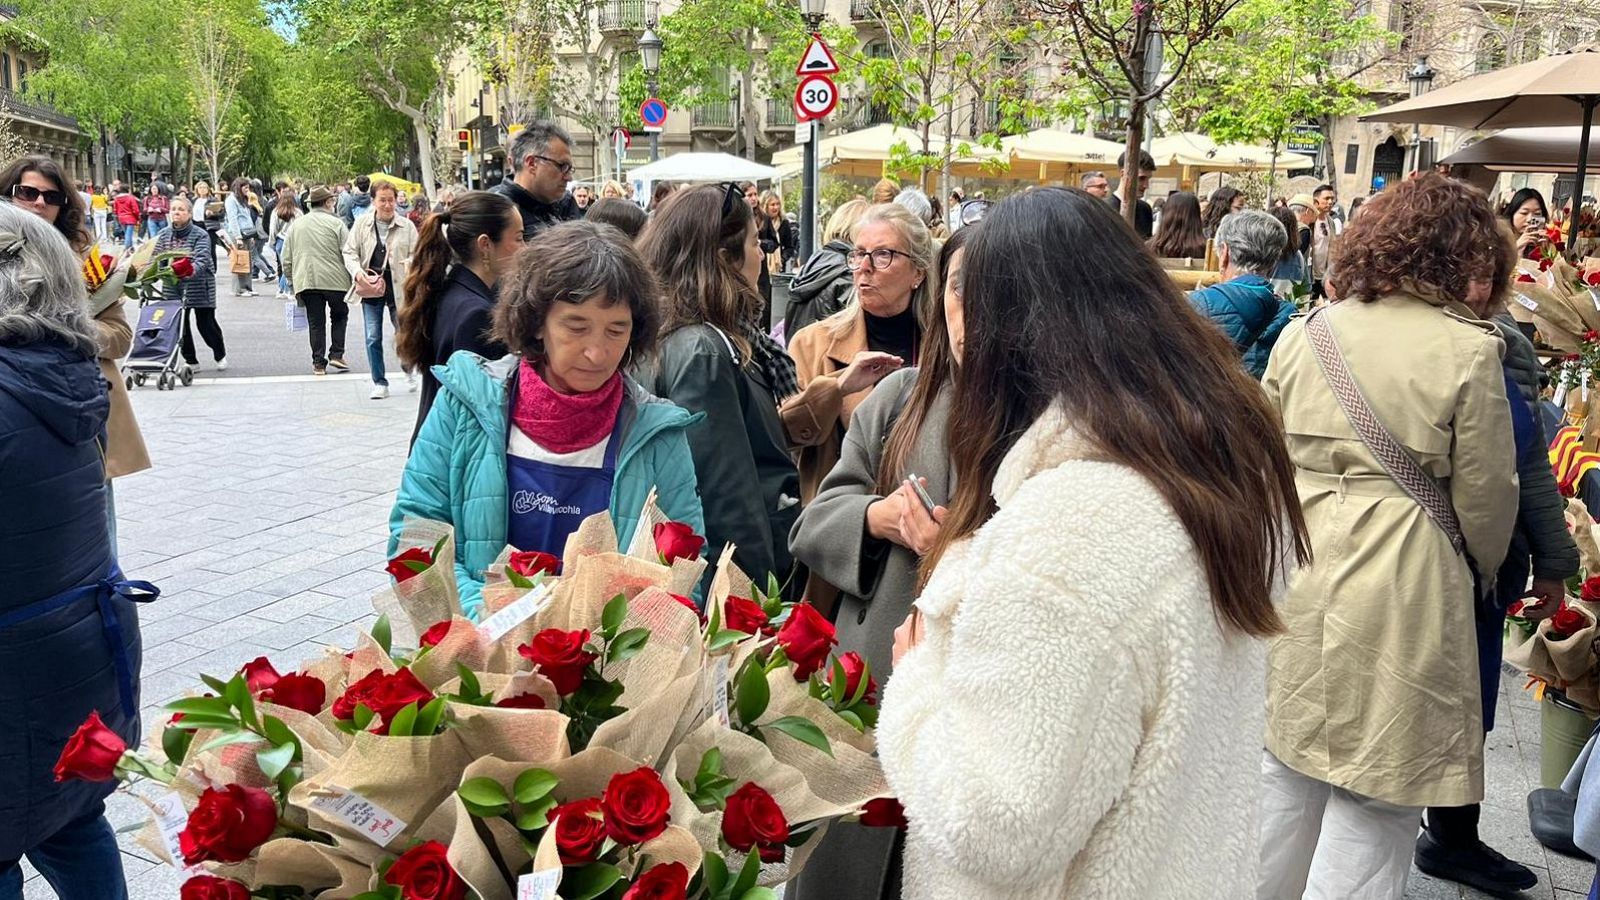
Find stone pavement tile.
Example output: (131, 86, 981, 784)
(139, 638, 212, 676)
(251, 568, 343, 599)
(126, 857, 187, 900)
(140, 590, 224, 624)
(1406, 869, 1465, 898)
(141, 667, 211, 706)
(314, 568, 392, 600)
(1544, 847, 1597, 893)
(199, 547, 290, 574)
(137, 613, 217, 647)
(185, 589, 283, 622)
(254, 589, 353, 624)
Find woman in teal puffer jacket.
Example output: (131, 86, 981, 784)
(391, 222, 704, 619)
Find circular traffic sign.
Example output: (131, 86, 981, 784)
(639, 98, 668, 128)
(795, 75, 838, 121)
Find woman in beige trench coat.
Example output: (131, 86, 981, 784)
(1256, 174, 1519, 900)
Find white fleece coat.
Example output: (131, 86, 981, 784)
(878, 406, 1272, 899)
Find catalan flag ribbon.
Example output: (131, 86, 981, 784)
(1551, 425, 1600, 496)
(81, 243, 113, 293)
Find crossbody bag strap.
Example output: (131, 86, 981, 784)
(1304, 307, 1466, 555)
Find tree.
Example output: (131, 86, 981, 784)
(275, 48, 410, 182)
(180, 0, 252, 184)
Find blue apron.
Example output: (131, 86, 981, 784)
(506, 418, 623, 557)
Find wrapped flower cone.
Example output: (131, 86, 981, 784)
(376, 519, 464, 646)
(1505, 614, 1558, 684)
(448, 702, 570, 765)
(232, 838, 376, 898)
(289, 729, 470, 855)
(409, 615, 493, 688)
(1567, 500, 1600, 575)
(1540, 606, 1600, 683)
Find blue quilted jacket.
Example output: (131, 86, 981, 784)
(391, 352, 705, 619)
(1187, 274, 1296, 379)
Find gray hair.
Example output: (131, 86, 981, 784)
(0, 202, 97, 356)
(1215, 209, 1288, 276)
(892, 188, 933, 222)
(825, 201, 936, 338)
(507, 120, 574, 171)
(170, 197, 192, 214)
(1080, 170, 1108, 187)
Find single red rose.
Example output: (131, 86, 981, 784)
(53, 710, 126, 782)
(1567, 353, 1584, 362)
(1583, 577, 1600, 603)
(1517, 272, 1538, 283)
(832, 651, 878, 706)
(1550, 603, 1590, 639)
(387, 547, 435, 584)
(508, 550, 561, 578)
(601, 766, 672, 846)
(258, 673, 327, 716)
(494, 692, 547, 709)
(548, 797, 606, 865)
(331, 667, 435, 733)
(1540, 257, 1554, 272)
(179, 875, 250, 900)
(721, 782, 789, 863)
(419, 620, 452, 648)
(179, 784, 278, 864)
(383, 839, 468, 900)
(99, 254, 115, 274)
(1507, 599, 1527, 618)
(622, 862, 690, 900)
(171, 256, 196, 279)
(1585, 330, 1599, 343)
(652, 521, 706, 564)
(859, 797, 907, 829)
(669, 593, 705, 623)
(775, 602, 837, 679)
(240, 656, 282, 693)
(516, 629, 596, 696)
(723, 596, 772, 636)
(1586, 270, 1600, 287)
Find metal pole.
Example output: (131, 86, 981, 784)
(801, 120, 817, 262)
(648, 74, 661, 162)
(1572, 96, 1595, 262)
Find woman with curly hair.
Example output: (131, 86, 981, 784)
(1203, 185, 1246, 237)
(1256, 173, 1519, 900)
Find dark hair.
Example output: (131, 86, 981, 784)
(1269, 206, 1300, 262)
(274, 180, 290, 191)
(396, 190, 518, 368)
(1117, 149, 1156, 173)
(1501, 187, 1548, 225)
(586, 197, 648, 239)
(1332, 173, 1515, 311)
(1349, 196, 1365, 216)
(652, 182, 676, 207)
(492, 220, 660, 367)
(230, 176, 249, 203)
(0, 155, 91, 253)
(1148, 191, 1208, 259)
(639, 183, 761, 363)
(929, 187, 1308, 637)
(1313, 184, 1334, 197)
(354, 175, 371, 192)
(1202, 186, 1244, 237)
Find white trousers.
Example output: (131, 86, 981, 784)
(1257, 751, 1422, 900)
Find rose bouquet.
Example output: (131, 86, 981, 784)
(59, 498, 897, 900)
(1504, 505, 1600, 713)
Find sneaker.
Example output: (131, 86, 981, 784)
(369, 384, 389, 400)
(240, 289, 256, 297)
(328, 358, 350, 372)
(1414, 829, 1538, 894)
(313, 366, 326, 376)
(404, 371, 419, 392)
(216, 357, 229, 371)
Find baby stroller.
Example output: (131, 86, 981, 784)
(121, 284, 193, 391)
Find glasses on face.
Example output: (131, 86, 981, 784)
(12, 184, 68, 207)
(846, 248, 910, 271)
(534, 154, 573, 177)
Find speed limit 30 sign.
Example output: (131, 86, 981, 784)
(795, 74, 839, 121)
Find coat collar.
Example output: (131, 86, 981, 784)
(448, 265, 495, 302)
(821, 304, 869, 368)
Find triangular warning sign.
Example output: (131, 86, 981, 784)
(796, 37, 840, 76)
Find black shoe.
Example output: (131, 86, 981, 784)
(1414, 829, 1538, 895)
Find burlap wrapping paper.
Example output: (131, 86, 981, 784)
(1546, 603, 1600, 684)
(221, 838, 375, 899)
(589, 590, 708, 766)
(409, 615, 494, 688)
(1505, 615, 1558, 684)
(623, 488, 710, 594)
(1568, 499, 1600, 574)
(447, 698, 570, 765)
(374, 519, 464, 646)
(288, 729, 470, 858)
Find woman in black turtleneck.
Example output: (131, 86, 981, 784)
(779, 201, 935, 616)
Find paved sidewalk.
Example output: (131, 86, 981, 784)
(15, 375, 1598, 898)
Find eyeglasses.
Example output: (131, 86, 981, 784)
(959, 199, 992, 227)
(533, 154, 573, 176)
(11, 184, 68, 207)
(846, 248, 910, 271)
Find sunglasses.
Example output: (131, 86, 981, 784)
(959, 199, 992, 227)
(719, 181, 742, 218)
(12, 184, 68, 207)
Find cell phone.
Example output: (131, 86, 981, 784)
(905, 474, 937, 513)
(1528, 214, 1547, 232)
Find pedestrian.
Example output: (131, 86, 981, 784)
(1187, 209, 1295, 378)
(1256, 174, 1519, 900)
(1112, 149, 1157, 238)
(112, 184, 141, 251)
(89, 183, 109, 242)
(787, 228, 969, 900)
(870, 178, 898, 204)
(492, 121, 580, 240)
(343, 179, 418, 399)
(0, 201, 148, 900)
(392, 220, 701, 619)
(651, 181, 676, 210)
(395, 189, 410, 219)
(1203, 185, 1247, 238)
(245, 181, 272, 282)
(1502, 186, 1550, 260)
(1308, 183, 1339, 299)
(338, 175, 372, 227)
(143, 183, 169, 238)
(786, 199, 867, 338)
(1286, 192, 1319, 269)
(223, 177, 261, 297)
(155, 198, 227, 372)
(757, 191, 795, 275)
(742, 182, 760, 211)
(573, 184, 593, 214)
(1269, 204, 1310, 296)
(267, 191, 299, 300)
(584, 197, 646, 240)
(946, 188, 965, 231)
(191, 180, 227, 259)
(1148, 190, 1208, 259)
(640, 182, 801, 591)
(397, 191, 520, 443)
(407, 194, 430, 229)
(878, 186, 1308, 898)
(280, 186, 351, 376)
(600, 179, 626, 200)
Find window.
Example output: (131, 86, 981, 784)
(1, 53, 11, 91)
(16, 59, 26, 91)
(1520, 26, 1544, 63)
(866, 41, 892, 60)
(1475, 32, 1506, 73)
(1344, 143, 1360, 175)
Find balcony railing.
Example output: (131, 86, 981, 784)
(598, 0, 651, 34)
(843, 102, 894, 129)
(691, 101, 738, 131)
(850, 0, 876, 20)
(0, 88, 76, 131)
(765, 99, 795, 130)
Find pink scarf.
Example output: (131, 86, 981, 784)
(511, 359, 624, 454)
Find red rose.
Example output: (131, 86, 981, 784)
(179, 784, 278, 864)
(171, 256, 196, 279)
(548, 797, 606, 865)
(1550, 603, 1590, 639)
(258, 673, 327, 716)
(622, 862, 690, 900)
(387, 547, 435, 584)
(180, 875, 250, 900)
(99, 253, 115, 273)
(494, 692, 547, 709)
(1587, 270, 1600, 287)
(859, 797, 907, 829)
(1517, 272, 1537, 283)
(653, 521, 706, 564)
(331, 668, 435, 733)
(508, 550, 561, 578)
(721, 782, 789, 863)
(1540, 257, 1555, 272)
(1567, 354, 1584, 363)
(517, 629, 597, 696)
(1507, 599, 1527, 618)
(831, 651, 877, 706)
(669, 593, 705, 623)
(724, 596, 772, 636)
(53, 711, 126, 782)
(383, 840, 468, 900)
(601, 766, 672, 845)
(1583, 577, 1600, 603)
(775, 602, 837, 679)
(240, 656, 282, 693)
(1585, 330, 1599, 343)
(419, 620, 452, 648)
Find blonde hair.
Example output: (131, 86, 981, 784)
(601, 180, 626, 199)
(871, 178, 899, 204)
(822, 199, 868, 244)
(824, 201, 936, 339)
(759, 189, 784, 220)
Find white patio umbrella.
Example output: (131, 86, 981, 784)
(1001, 129, 1127, 182)
(1438, 127, 1600, 173)
(626, 152, 779, 183)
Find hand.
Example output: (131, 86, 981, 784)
(892, 609, 923, 667)
(1520, 578, 1567, 621)
(866, 492, 910, 548)
(896, 480, 946, 557)
(1516, 231, 1542, 253)
(837, 351, 904, 395)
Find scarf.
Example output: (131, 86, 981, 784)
(511, 359, 624, 454)
(742, 315, 799, 401)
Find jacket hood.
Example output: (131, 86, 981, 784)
(350, 193, 373, 210)
(790, 241, 852, 301)
(0, 339, 108, 446)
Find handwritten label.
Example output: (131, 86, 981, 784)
(518, 869, 561, 900)
(1591, 288, 1600, 312)
(1514, 292, 1540, 312)
(309, 789, 408, 846)
(479, 583, 555, 643)
(150, 790, 197, 872)
(712, 657, 731, 728)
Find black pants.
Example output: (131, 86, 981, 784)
(299, 289, 349, 368)
(181, 306, 226, 365)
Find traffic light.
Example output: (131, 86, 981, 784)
(456, 129, 471, 152)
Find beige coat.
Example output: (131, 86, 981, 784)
(342, 210, 416, 305)
(95, 299, 150, 480)
(1262, 292, 1518, 808)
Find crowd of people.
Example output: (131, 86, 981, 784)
(1, 116, 1597, 900)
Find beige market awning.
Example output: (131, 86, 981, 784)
(1438, 127, 1600, 173)
(1149, 133, 1315, 172)
(770, 123, 1008, 180)
(1000, 129, 1128, 182)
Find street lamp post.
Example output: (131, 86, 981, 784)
(1406, 56, 1435, 175)
(798, 0, 826, 264)
(639, 25, 663, 163)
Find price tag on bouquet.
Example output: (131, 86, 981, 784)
(712, 657, 731, 728)
(309, 789, 408, 846)
(1513, 292, 1540, 312)
(149, 790, 200, 873)
(478, 582, 556, 643)
(517, 869, 562, 900)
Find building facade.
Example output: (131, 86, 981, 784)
(0, 6, 86, 182)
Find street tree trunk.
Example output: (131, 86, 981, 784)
(410, 119, 438, 201)
(1120, 96, 1146, 230)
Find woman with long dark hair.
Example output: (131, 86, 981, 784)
(1149, 190, 1209, 259)
(1203, 185, 1246, 237)
(223, 176, 260, 296)
(877, 187, 1309, 897)
(1501, 186, 1550, 260)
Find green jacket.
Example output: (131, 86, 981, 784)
(280, 209, 352, 295)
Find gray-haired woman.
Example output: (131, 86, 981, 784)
(154, 197, 227, 371)
(1186, 209, 1297, 378)
(0, 201, 149, 900)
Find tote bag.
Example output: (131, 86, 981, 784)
(229, 245, 252, 275)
